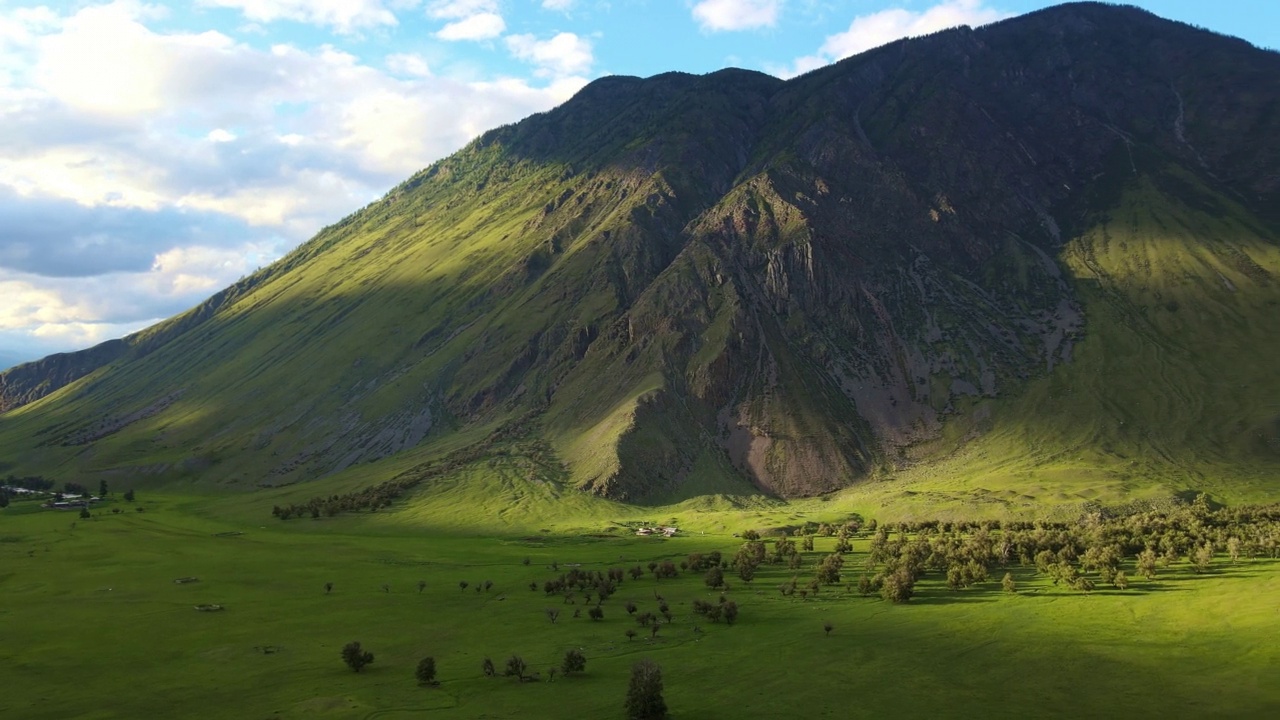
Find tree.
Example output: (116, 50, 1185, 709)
(588, 606, 604, 621)
(415, 656, 437, 685)
(1002, 572, 1017, 594)
(626, 659, 667, 720)
(324, 582, 334, 594)
(1137, 548, 1158, 579)
(546, 608, 560, 624)
(704, 566, 724, 589)
(1191, 543, 1214, 573)
(626, 601, 638, 615)
(1114, 570, 1129, 589)
(99, 480, 108, 497)
(625, 629, 637, 641)
(1227, 537, 1242, 564)
(79, 506, 91, 520)
(482, 658, 496, 677)
(381, 584, 390, 594)
(562, 648, 586, 675)
(341, 641, 375, 673)
(880, 568, 916, 603)
(816, 553, 844, 585)
(721, 600, 739, 625)
(504, 655, 528, 681)
(0, 491, 8, 509)
(459, 581, 469, 592)
(123, 488, 135, 503)
(417, 580, 427, 593)
(823, 622, 833, 637)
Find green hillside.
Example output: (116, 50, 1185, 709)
(2, 3, 1279, 516)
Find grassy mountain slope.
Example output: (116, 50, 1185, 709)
(2, 3, 1279, 512)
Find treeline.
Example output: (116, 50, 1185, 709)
(850, 497, 1280, 602)
(2, 474, 56, 491)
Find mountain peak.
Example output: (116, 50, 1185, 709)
(3, 4, 1279, 507)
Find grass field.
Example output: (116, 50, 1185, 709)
(3, 488, 1278, 720)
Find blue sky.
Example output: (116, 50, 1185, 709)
(1, 0, 1276, 367)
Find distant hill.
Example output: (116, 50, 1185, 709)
(2, 2, 1278, 507)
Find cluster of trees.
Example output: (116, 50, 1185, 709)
(1, 474, 55, 491)
(850, 497, 1280, 602)
(478, 649, 589, 683)
(690, 596, 738, 624)
(342, 643, 589, 688)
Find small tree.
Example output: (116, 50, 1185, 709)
(823, 622, 833, 637)
(721, 600, 739, 625)
(99, 480, 108, 497)
(562, 648, 586, 675)
(325, 582, 334, 594)
(626, 659, 667, 720)
(381, 583, 390, 594)
(0, 491, 9, 509)
(417, 580, 427, 593)
(1191, 543, 1214, 573)
(1114, 570, 1129, 589)
(625, 629, 637, 641)
(704, 566, 724, 589)
(1002, 572, 1017, 594)
(79, 506, 91, 520)
(588, 606, 604, 621)
(504, 655, 528, 681)
(482, 658, 496, 677)
(459, 581, 469, 592)
(123, 488, 135, 503)
(415, 656, 437, 685)
(1137, 549, 1158, 579)
(546, 608, 560, 624)
(341, 641, 375, 673)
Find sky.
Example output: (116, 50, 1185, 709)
(1, 1, 1277, 368)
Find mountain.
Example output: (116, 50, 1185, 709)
(2, 2, 1279, 507)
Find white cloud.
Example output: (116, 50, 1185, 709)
(505, 32, 593, 78)
(386, 52, 431, 77)
(198, 0, 400, 34)
(692, 0, 782, 32)
(436, 12, 505, 41)
(0, 2, 585, 356)
(776, 0, 1009, 78)
(426, 0, 496, 19)
(541, 0, 575, 11)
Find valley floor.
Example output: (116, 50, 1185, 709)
(1, 494, 1278, 719)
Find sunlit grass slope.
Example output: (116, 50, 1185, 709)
(1, 495, 1277, 719)
(876, 168, 1280, 512)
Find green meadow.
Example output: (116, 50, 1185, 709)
(3, 485, 1278, 720)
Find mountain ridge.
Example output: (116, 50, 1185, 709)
(3, 2, 1279, 509)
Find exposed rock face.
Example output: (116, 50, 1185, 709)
(2, 3, 1278, 501)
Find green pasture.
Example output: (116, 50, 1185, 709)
(2, 490, 1278, 719)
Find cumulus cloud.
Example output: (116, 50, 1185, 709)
(505, 32, 593, 78)
(0, 2, 586, 357)
(692, 0, 782, 32)
(428, 0, 504, 41)
(775, 0, 1010, 78)
(541, 0, 575, 11)
(198, 0, 400, 34)
(436, 12, 505, 40)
